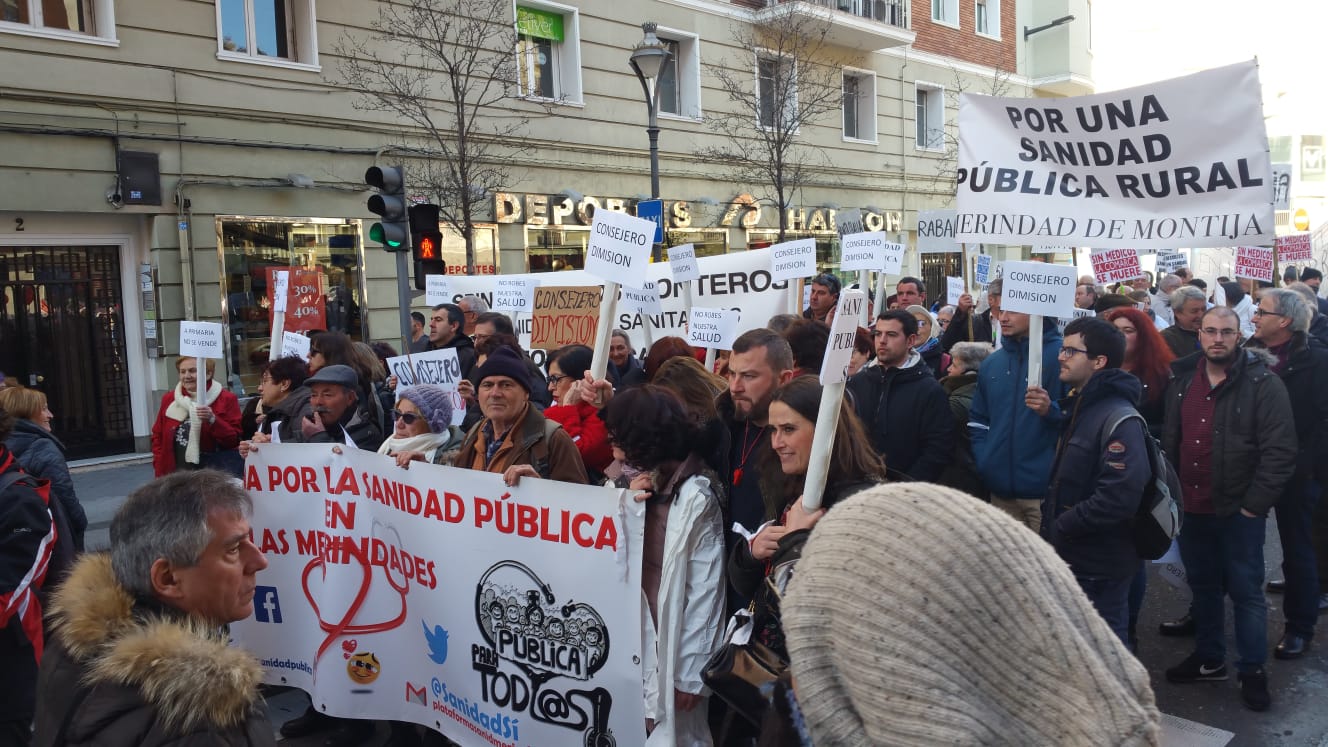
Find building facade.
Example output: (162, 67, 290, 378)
(0, 0, 1091, 457)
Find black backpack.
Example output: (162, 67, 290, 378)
(1097, 406, 1183, 560)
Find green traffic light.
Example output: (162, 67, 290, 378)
(369, 222, 404, 248)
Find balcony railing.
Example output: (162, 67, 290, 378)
(773, 0, 910, 29)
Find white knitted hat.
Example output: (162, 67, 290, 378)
(783, 483, 1161, 746)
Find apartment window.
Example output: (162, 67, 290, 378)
(515, 3, 583, 104)
(842, 69, 877, 142)
(931, 0, 957, 26)
(757, 53, 796, 130)
(216, 0, 318, 69)
(1303, 135, 1325, 182)
(915, 83, 944, 150)
(975, 0, 999, 37)
(654, 29, 702, 119)
(657, 40, 681, 116)
(1, 0, 116, 43)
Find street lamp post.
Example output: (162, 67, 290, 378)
(629, 22, 672, 261)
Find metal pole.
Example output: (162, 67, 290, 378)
(395, 251, 413, 353)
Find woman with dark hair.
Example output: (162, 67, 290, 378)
(651, 355, 731, 481)
(728, 376, 886, 673)
(603, 386, 725, 746)
(781, 319, 829, 376)
(240, 355, 310, 441)
(643, 336, 696, 381)
(543, 345, 612, 480)
(1104, 306, 1174, 435)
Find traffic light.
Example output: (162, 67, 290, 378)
(410, 203, 445, 290)
(365, 165, 409, 250)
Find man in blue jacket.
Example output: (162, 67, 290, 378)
(969, 307, 1065, 531)
(1043, 317, 1149, 644)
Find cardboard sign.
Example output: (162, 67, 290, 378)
(1234, 245, 1274, 282)
(768, 238, 817, 282)
(232, 444, 646, 747)
(266, 268, 325, 332)
(425, 275, 450, 306)
(955, 61, 1275, 249)
(975, 254, 993, 285)
(272, 271, 289, 313)
(686, 307, 741, 350)
(946, 276, 965, 305)
(280, 331, 310, 361)
(493, 276, 537, 313)
(820, 290, 866, 385)
(917, 209, 958, 253)
(834, 210, 867, 237)
(1272, 163, 1292, 211)
(1156, 250, 1188, 273)
(1000, 260, 1077, 317)
(840, 232, 887, 272)
(386, 348, 464, 389)
(1275, 233, 1313, 263)
(619, 282, 662, 315)
(881, 242, 905, 275)
(530, 286, 603, 348)
(1090, 248, 1145, 284)
(667, 244, 700, 283)
(179, 320, 224, 359)
(585, 209, 655, 287)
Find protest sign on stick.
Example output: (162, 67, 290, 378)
(530, 286, 603, 349)
(1234, 245, 1274, 282)
(803, 291, 866, 512)
(1275, 233, 1313, 264)
(686, 308, 740, 351)
(1000, 261, 1077, 388)
(425, 275, 450, 307)
(768, 238, 817, 316)
(584, 209, 656, 378)
(179, 321, 224, 359)
(269, 271, 289, 362)
(1090, 248, 1145, 284)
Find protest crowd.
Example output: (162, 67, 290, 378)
(5, 257, 1328, 747)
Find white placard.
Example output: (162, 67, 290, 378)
(425, 275, 451, 306)
(493, 276, 537, 313)
(1272, 163, 1292, 211)
(178, 320, 224, 359)
(667, 244, 700, 283)
(917, 209, 958, 253)
(1090, 248, 1145, 283)
(280, 331, 309, 361)
(619, 282, 662, 315)
(768, 238, 818, 282)
(840, 232, 887, 272)
(273, 271, 289, 313)
(1000, 260, 1077, 317)
(1057, 307, 1096, 334)
(834, 210, 866, 237)
(1234, 245, 1274, 282)
(955, 61, 1275, 250)
(1275, 233, 1313, 263)
(946, 276, 965, 305)
(975, 254, 993, 285)
(686, 307, 741, 350)
(820, 291, 866, 385)
(384, 349, 466, 426)
(881, 242, 905, 275)
(1156, 250, 1188, 273)
(232, 444, 645, 747)
(585, 208, 656, 287)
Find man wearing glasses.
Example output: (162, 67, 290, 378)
(1162, 306, 1296, 712)
(1042, 317, 1148, 645)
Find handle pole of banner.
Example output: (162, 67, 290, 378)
(791, 278, 804, 316)
(268, 311, 285, 362)
(704, 347, 717, 374)
(874, 272, 889, 320)
(1027, 315, 1043, 390)
(801, 381, 846, 512)
(681, 279, 695, 317)
(640, 311, 655, 350)
(590, 281, 619, 380)
(857, 270, 871, 326)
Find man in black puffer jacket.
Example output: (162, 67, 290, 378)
(847, 310, 953, 481)
(1043, 317, 1149, 645)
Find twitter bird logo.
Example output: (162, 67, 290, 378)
(423, 620, 449, 665)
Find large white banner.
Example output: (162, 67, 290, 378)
(955, 61, 1275, 250)
(436, 251, 793, 364)
(232, 444, 644, 747)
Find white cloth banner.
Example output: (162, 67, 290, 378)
(955, 61, 1275, 249)
(231, 444, 645, 747)
(917, 209, 958, 253)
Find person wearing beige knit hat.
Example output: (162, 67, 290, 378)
(779, 483, 1161, 746)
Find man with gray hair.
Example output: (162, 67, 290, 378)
(1286, 282, 1328, 347)
(1153, 273, 1183, 326)
(1245, 288, 1328, 659)
(33, 470, 272, 745)
(1161, 285, 1207, 359)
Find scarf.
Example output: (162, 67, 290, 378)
(377, 431, 452, 463)
(166, 379, 222, 467)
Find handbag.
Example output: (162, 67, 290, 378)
(702, 605, 788, 727)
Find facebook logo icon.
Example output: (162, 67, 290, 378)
(254, 586, 282, 623)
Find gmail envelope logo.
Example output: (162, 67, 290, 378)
(406, 682, 427, 706)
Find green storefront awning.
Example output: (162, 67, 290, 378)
(517, 7, 564, 42)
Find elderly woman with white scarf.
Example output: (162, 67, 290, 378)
(378, 384, 464, 468)
(150, 356, 242, 477)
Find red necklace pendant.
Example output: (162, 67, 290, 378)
(732, 467, 744, 486)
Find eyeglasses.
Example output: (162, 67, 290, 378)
(1200, 328, 1240, 338)
(1253, 309, 1284, 318)
(391, 409, 421, 425)
(1058, 345, 1089, 359)
(547, 373, 569, 386)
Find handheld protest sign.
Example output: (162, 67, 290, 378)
(667, 244, 700, 284)
(384, 349, 465, 426)
(425, 275, 450, 307)
(586, 210, 654, 378)
(947, 276, 965, 306)
(268, 270, 290, 362)
(819, 291, 866, 386)
(685, 307, 740, 350)
(1000, 260, 1076, 389)
(803, 291, 866, 512)
(179, 321, 224, 359)
(1275, 233, 1312, 264)
(840, 230, 886, 326)
(493, 276, 537, 314)
(975, 254, 993, 286)
(530, 286, 603, 349)
(769, 239, 817, 283)
(1090, 248, 1144, 284)
(620, 282, 661, 352)
(280, 331, 310, 362)
(1234, 246, 1274, 282)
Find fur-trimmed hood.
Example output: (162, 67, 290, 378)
(44, 554, 265, 737)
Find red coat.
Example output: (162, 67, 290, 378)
(150, 387, 243, 477)
(542, 401, 613, 474)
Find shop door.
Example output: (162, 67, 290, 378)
(0, 246, 134, 459)
(921, 252, 964, 309)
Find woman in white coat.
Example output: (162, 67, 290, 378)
(604, 385, 727, 746)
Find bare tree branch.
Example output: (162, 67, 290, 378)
(930, 65, 1017, 206)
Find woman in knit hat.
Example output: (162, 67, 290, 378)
(774, 484, 1162, 746)
(906, 304, 946, 378)
(377, 384, 464, 467)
